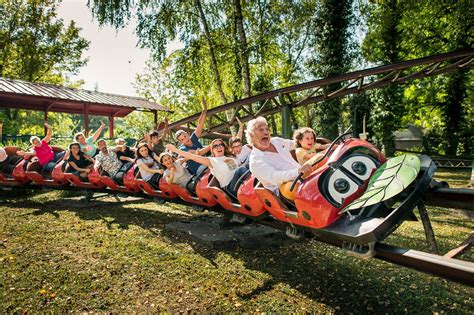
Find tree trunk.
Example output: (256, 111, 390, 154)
(234, 0, 251, 98)
(444, 71, 466, 155)
(195, 0, 228, 105)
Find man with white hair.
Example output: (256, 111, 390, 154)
(246, 116, 311, 193)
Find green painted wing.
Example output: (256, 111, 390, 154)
(340, 154, 421, 213)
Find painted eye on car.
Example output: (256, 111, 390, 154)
(341, 155, 377, 181)
(326, 169, 359, 205)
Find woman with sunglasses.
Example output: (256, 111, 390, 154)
(165, 139, 249, 197)
(135, 143, 164, 188)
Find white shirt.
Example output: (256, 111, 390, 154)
(163, 161, 192, 187)
(136, 155, 159, 181)
(209, 156, 239, 188)
(236, 145, 252, 165)
(249, 137, 300, 192)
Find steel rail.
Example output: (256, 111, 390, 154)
(424, 187, 474, 211)
(374, 243, 474, 286)
(168, 49, 474, 134)
(260, 220, 474, 287)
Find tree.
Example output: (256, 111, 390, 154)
(362, 0, 473, 155)
(400, 0, 473, 155)
(308, 0, 355, 140)
(362, 0, 403, 156)
(1, 0, 89, 82)
(233, 0, 251, 98)
(0, 0, 89, 136)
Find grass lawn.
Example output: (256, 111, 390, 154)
(0, 169, 473, 313)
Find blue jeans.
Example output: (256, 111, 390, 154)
(223, 166, 250, 199)
(42, 151, 66, 174)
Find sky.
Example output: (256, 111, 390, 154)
(57, 1, 152, 97)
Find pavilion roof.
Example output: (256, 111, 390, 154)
(0, 77, 170, 117)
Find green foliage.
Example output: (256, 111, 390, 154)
(1, 0, 89, 81)
(362, 0, 473, 155)
(308, 0, 355, 139)
(89, 0, 323, 126)
(115, 111, 155, 140)
(0, 0, 90, 137)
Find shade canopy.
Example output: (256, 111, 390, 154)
(0, 77, 170, 117)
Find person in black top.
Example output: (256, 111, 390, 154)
(66, 142, 94, 180)
(115, 138, 136, 179)
(115, 138, 136, 164)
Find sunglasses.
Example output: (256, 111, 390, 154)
(212, 143, 224, 149)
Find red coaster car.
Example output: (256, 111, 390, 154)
(0, 146, 30, 187)
(25, 146, 69, 187)
(255, 137, 386, 230)
(169, 171, 217, 208)
(90, 165, 140, 193)
(124, 165, 177, 200)
(208, 173, 267, 219)
(60, 160, 106, 189)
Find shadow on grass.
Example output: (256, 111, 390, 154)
(4, 195, 471, 313)
(161, 221, 472, 313)
(183, 234, 469, 313)
(5, 197, 193, 232)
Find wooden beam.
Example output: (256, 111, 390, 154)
(153, 110, 158, 125)
(109, 116, 114, 138)
(44, 109, 48, 136)
(444, 234, 473, 259)
(167, 50, 474, 131)
(84, 104, 89, 136)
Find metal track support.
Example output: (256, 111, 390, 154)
(417, 201, 439, 254)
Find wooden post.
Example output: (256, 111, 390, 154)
(109, 116, 114, 139)
(153, 110, 158, 126)
(84, 104, 89, 136)
(44, 109, 48, 136)
(281, 105, 291, 139)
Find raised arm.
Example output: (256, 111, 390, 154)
(92, 121, 106, 142)
(196, 145, 211, 156)
(158, 118, 169, 141)
(194, 97, 208, 138)
(43, 123, 53, 143)
(165, 144, 211, 168)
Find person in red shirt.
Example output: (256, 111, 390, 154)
(18, 123, 65, 174)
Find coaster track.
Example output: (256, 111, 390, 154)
(168, 50, 474, 135)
